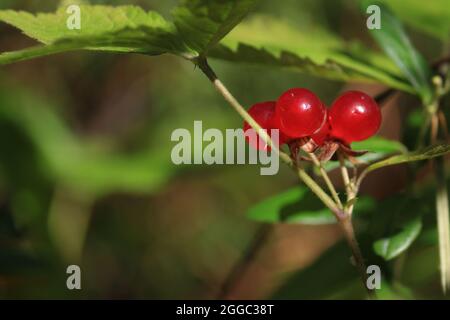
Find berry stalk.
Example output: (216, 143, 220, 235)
(195, 57, 293, 166)
(196, 57, 373, 297)
(308, 152, 343, 209)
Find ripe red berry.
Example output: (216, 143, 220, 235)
(311, 108, 331, 146)
(276, 88, 326, 138)
(243, 101, 288, 150)
(329, 91, 381, 143)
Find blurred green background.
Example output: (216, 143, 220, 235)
(0, 0, 448, 299)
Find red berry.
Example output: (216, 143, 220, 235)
(329, 91, 381, 143)
(276, 88, 326, 138)
(243, 101, 288, 150)
(311, 108, 331, 146)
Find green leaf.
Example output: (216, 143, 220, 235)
(364, 2, 433, 103)
(368, 195, 426, 260)
(365, 143, 450, 174)
(210, 15, 414, 91)
(247, 186, 374, 225)
(322, 136, 407, 172)
(352, 136, 408, 163)
(172, 0, 259, 55)
(0, 5, 181, 48)
(375, 0, 450, 41)
(374, 216, 422, 260)
(352, 136, 408, 153)
(0, 5, 184, 65)
(375, 281, 415, 300)
(0, 1, 259, 64)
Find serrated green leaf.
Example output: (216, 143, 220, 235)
(0, 5, 186, 64)
(364, 2, 433, 103)
(374, 216, 422, 260)
(247, 186, 374, 225)
(365, 143, 450, 174)
(209, 15, 414, 91)
(172, 0, 259, 55)
(0, 1, 260, 64)
(0, 5, 175, 45)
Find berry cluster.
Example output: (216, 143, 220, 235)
(243, 88, 382, 159)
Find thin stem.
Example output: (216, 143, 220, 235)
(431, 113, 439, 144)
(196, 57, 293, 167)
(374, 88, 396, 106)
(308, 153, 343, 209)
(355, 169, 367, 194)
(296, 166, 343, 218)
(340, 216, 375, 299)
(196, 57, 371, 297)
(439, 110, 449, 140)
(338, 153, 351, 194)
(299, 164, 371, 296)
(338, 152, 356, 215)
(434, 157, 450, 293)
(429, 75, 450, 293)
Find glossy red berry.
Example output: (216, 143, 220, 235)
(329, 91, 381, 143)
(276, 88, 326, 138)
(243, 101, 288, 150)
(311, 108, 331, 146)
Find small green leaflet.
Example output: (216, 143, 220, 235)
(374, 216, 422, 260)
(365, 143, 450, 174)
(247, 186, 375, 225)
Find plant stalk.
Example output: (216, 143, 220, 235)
(435, 157, 450, 293)
(309, 153, 343, 209)
(196, 57, 293, 167)
(338, 153, 356, 215)
(196, 57, 371, 298)
(340, 215, 375, 299)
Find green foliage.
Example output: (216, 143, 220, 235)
(373, 216, 422, 260)
(323, 136, 407, 172)
(0, 87, 175, 196)
(247, 186, 374, 225)
(0, 0, 428, 95)
(172, 0, 259, 55)
(2, 0, 450, 300)
(210, 15, 414, 91)
(364, 2, 433, 103)
(0, 5, 183, 64)
(352, 136, 408, 154)
(365, 143, 450, 174)
(0, 1, 259, 64)
(375, 0, 450, 41)
(368, 195, 427, 261)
